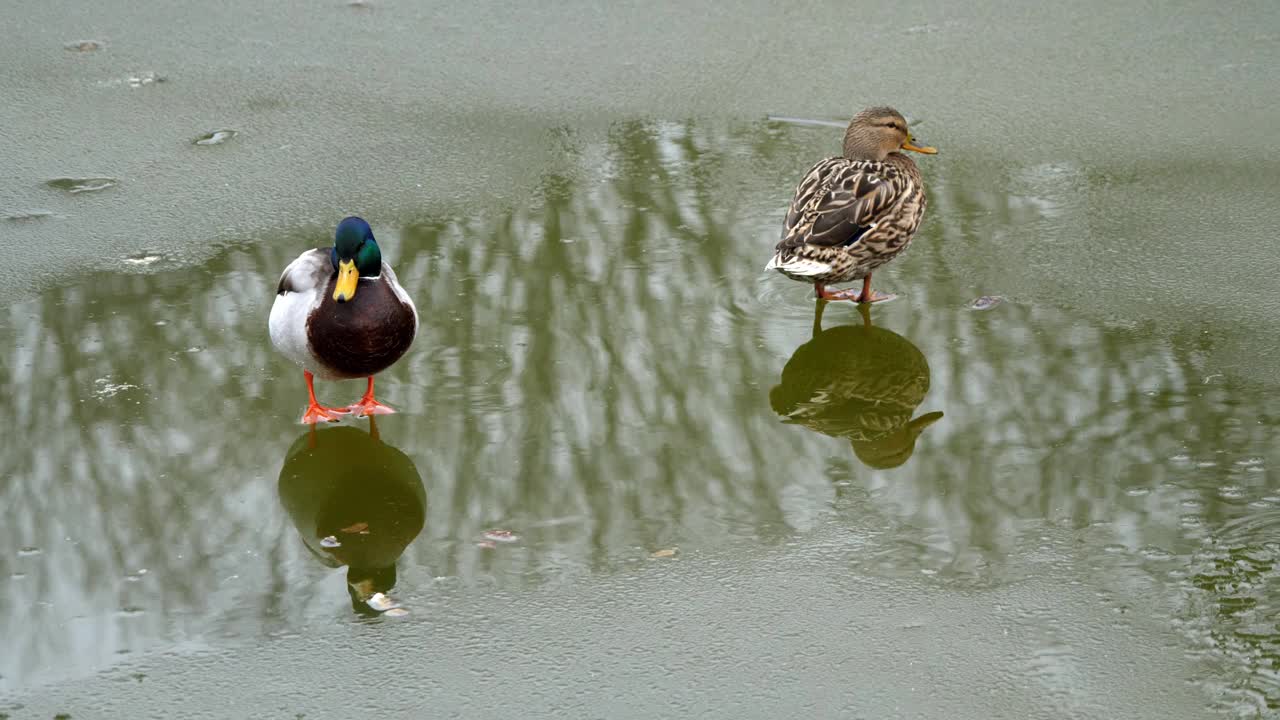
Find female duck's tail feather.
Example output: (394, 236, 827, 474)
(765, 252, 832, 277)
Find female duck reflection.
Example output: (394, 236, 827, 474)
(770, 303, 943, 469)
(277, 418, 425, 616)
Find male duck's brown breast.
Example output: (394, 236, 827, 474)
(307, 277, 415, 379)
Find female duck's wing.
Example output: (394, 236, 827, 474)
(777, 158, 909, 251)
(277, 249, 332, 295)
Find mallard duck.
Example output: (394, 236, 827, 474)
(769, 303, 942, 469)
(269, 216, 418, 424)
(766, 106, 937, 303)
(277, 420, 425, 615)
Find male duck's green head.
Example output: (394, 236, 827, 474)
(331, 216, 383, 303)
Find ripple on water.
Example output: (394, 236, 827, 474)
(46, 177, 118, 194)
(3, 210, 54, 222)
(123, 254, 162, 267)
(65, 40, 103, 52)
(98, 72, 164, 88)
(1138, 545, 1175, 561)
(17, 547, 41, 557)
(1182, 512, 1280, 713)
(92, 378, 137, 399)
(752, 275, 810, 312)
(482, 529, 520, 544)
(1218, 485, 1248, 501)
(969, 295, 1005, 311)
(193, 130, 236, 146)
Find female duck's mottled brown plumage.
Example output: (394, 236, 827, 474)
(766, 107, 937, 303)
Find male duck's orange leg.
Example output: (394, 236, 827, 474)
(346, 377, 396, 417)
(301, 370, 349, 424)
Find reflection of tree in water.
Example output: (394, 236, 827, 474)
(770, 303, 942, 470)
(1, 119, 1278, 696)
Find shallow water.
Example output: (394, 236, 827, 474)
(3, 1, 1280, 718)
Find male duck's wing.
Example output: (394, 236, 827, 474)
(379, 261, 419, 334)
(778, 158, 908, 251)
(276, 249, 331, 295)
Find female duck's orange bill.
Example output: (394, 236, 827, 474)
(902, 141, 938, 154)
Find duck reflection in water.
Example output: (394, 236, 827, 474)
(770, 302, 943, 469)
(277, 418, 425, 616)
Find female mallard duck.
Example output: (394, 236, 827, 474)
(766, 106, 937, 303)
(269, 216, 418, 424)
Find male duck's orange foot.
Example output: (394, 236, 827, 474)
(346, 377, 396, 418)
(301, 403, 349, 424)
(346, 397, 396, 418)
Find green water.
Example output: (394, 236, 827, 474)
(3, 1, 1280, 718)
(2, 117, 1278, 717)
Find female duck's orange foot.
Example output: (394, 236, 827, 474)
(816, 285, 896, 303)
(815, 275, 896, 304)
(346, 397, 396, 418)
(856, 290, 897, 304)
(816, 286, 861, 301)
(301, 402, 348, 424)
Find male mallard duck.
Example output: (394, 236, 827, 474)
(269, 217, 418, 424)
(769, 304, 942, 469)
(766, 106, 937, 303)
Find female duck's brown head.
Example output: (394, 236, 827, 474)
(842, 106, 938, 162)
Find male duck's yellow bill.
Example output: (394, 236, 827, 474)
(334, 259, 359, 302)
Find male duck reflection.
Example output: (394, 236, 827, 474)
(269, 216, 418, 424)
(767, 106, 936, 304)
(277, 419, 426, 616)
(770, 303, 943, 469)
